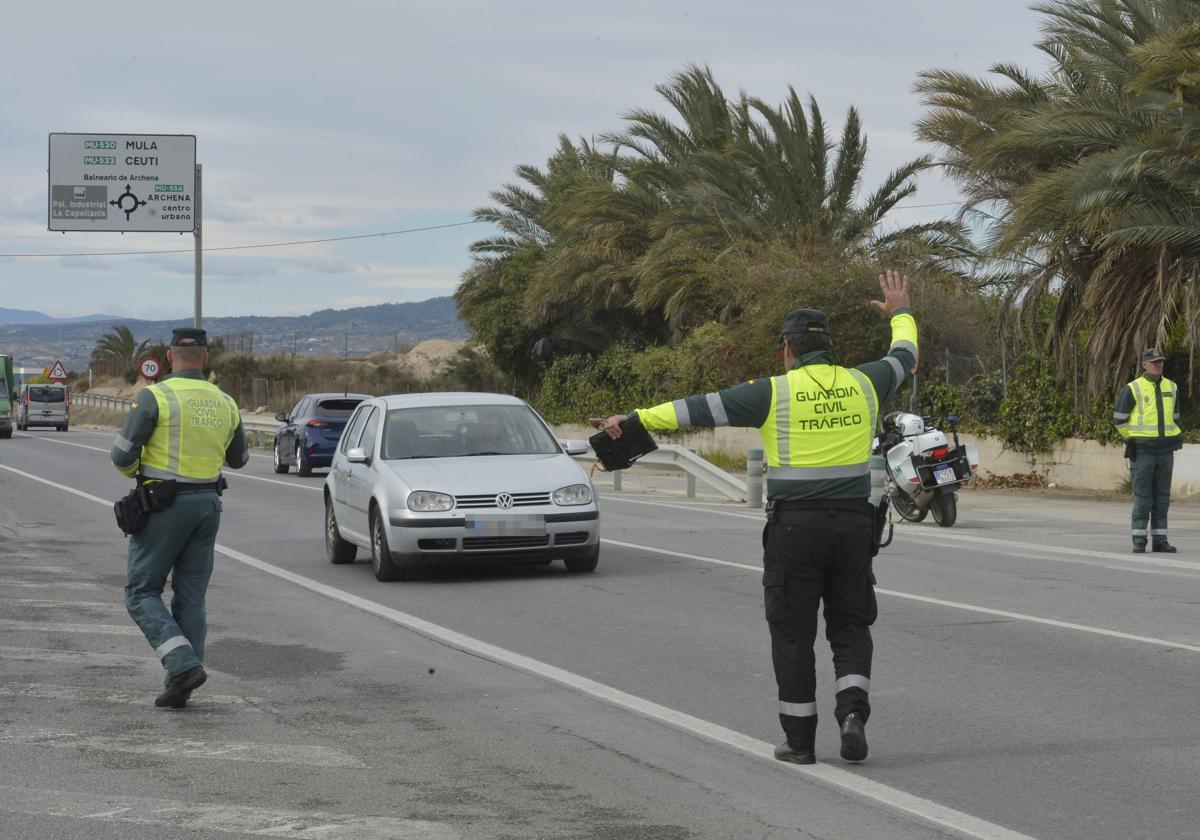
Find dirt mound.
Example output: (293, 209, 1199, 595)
(398, 340, 463, 379)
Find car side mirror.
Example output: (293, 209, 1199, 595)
(275, 412, 288, 423)
(346, 447, 369, 464)
(560, 439, 589, 456)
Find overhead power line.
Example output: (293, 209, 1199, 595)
(0, 220, 485, 259)
(0, 200, 961, 261)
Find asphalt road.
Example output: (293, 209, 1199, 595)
(2, 426, 1199, 840)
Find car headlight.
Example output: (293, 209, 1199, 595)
(407, 491, 454, 512)
(552, 483, 593, 506)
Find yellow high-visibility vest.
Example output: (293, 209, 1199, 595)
(1118, 375, 1180, 439)
(761, 365, 878, 481)
(140, 377, 240, 482)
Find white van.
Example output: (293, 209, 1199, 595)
(18, 383, 69, 431)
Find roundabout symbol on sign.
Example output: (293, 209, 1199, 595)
(110, 185, 146, 220)
(140, 357, 161, 380)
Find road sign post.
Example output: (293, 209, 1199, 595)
(195, 163, 202, 328)
(48, 133, 203, 326)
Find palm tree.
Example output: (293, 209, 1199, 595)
(90, 325, 151, 380)
(540, 65, 955, 332)
(916, 0, 1200, 390)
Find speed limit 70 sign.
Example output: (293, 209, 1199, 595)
(140, 357, 162, 381)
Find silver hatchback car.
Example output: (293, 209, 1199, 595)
(323, 393, 600, 581)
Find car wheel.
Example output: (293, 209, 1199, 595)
(325, 496, 357, 564)
(296, 441, 313, 477)
(273, 440, 289, 474)
(58, 424, 68, 432)
(564, 543, 600, 574)
(370, 508, 407, 581)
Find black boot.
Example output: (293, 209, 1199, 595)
(773, 740, 816, 765)
(1132, 544, 1146, 554)
(839, 712, 868, 762)
(774, 713, 817, 764)
(1153, 541, 1177, 553)
(155, 665, 206, 709)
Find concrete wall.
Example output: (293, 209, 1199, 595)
(552, 423, 1200, 497)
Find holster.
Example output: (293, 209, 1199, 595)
(113, 479, 178, 537)
(1124, 439, 1137, 461)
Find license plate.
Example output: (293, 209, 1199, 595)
(934, 465, 957, 485)
(464, 514, 545, 537)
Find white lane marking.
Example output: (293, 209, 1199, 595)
(0, 728, 365, 767)
(0, 460, 1042, 840)
(602, 538, 1200, 654)
(0, 565, 75, 574)
(603, 537, 758, 571)
(0, 646, 152, 667)
(3, 581, 105, 590)
(0, 464, 112, 505)
(6, 599, 126, 612)
(0, 683, 254, 707)
(601, 493, 1200, 574)
(10, 435, 321, 492)
(908, 529, 1200, 571)
(0, 619, 141, 636)
(229, 471, 324, 491)
(0, 786, 460, 840)
(13, 432, 113, 454)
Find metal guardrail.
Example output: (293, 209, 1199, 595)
(241, 414, 281, 449)
(74, 393, 133, 411)
(572, 443, 750, 503)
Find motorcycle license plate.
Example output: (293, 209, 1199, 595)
(934, 466, 957, 486)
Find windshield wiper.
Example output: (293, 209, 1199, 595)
(461, 451, 509, 456)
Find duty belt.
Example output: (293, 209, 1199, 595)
(174, 477, 227, 495)
(766, 498, 874, 516)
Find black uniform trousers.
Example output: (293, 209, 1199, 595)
(762, 505, 877, 749)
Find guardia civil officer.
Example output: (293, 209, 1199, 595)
(1113, 348, 1182, 553)
(596, 270, 917, 764)
(110, 328, 248, 708)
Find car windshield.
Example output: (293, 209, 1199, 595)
(30, 387, 65, 403)
(382, 404, 560, 460)
(315, 398, 363, 418)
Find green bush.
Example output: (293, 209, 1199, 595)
(536, 322, 738, 424)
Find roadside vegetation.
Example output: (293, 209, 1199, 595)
(452, 0, 1200, 455)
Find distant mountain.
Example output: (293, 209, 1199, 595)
(0, 296, 467, 370)
(0, 307, 120, 326)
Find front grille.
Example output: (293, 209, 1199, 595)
(555, 532, 589, 546)
(454, 492, 551, 509)
(462, 536, 550, 550)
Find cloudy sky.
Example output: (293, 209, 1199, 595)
(0, 1, 1048, 321)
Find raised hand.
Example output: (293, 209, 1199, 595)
(870, 269, 910, 317)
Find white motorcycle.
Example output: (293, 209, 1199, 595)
(874, 412, 979, 528)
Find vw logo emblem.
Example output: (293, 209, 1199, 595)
(495, 493, 514, 509)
